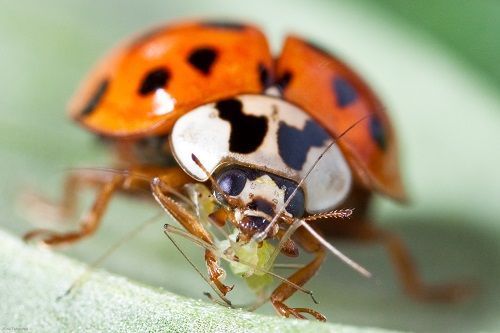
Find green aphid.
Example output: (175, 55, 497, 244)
(219, 234, 275, 292)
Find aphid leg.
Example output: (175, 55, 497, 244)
(23, 167, 189, 246)
(151, 177, 233, 296)
(271, 226, 327, 321)
(344, 223, 473, 302)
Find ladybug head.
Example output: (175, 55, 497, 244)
(214, 166, 305, 240)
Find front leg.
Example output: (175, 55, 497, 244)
(150, 177, 233, 295)
(271, 226, 327, 321)
(24, 173, 125, 246)
(23, 166, 190, 246)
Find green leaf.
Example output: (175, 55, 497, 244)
(0, 230, 395, 333)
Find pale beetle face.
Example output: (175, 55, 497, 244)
(214, 166, 305, 238)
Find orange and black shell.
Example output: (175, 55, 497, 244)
(69, 20, 406, 202)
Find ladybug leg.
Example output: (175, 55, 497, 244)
(23, 171, 126, 246)
(377, 226, 474, 302)
(20, 170, 109, 226)
(23, 167, 190, 246)
(271, 226, 327, 321)
(150, 177, 234, 296)
(205, 250, 234, 295)
(339, 223, 473, 302)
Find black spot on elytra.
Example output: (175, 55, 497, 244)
(369, 114, 387, 151)
(258, 63, 272, 89)
(276, 71, 292, 92)
(278, 120, 330, 170)
(188, 47, 218, 75)
(333, 77, 357, 108)
(80, 79, 109, 116)
(138, 68, 170, 95)
(201, 21, 247, 30)
(216, 98, 268, 154)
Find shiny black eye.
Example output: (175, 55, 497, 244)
(216, 168, 247, 196)
(284, 186, 305, 217)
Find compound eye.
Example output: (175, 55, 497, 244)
(284, 186, 305, 217)
(216, 168, 247, 197)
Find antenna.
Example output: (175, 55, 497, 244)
(299, 219, 371, 278)
(304, 208, 355, 222)
(254, 115, 371, 242)
(254, 115, 373, 277)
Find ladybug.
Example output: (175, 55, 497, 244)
(24, 20, 466, 321)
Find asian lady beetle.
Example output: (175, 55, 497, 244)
(24, 20, 466, 321)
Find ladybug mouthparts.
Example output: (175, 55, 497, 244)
(213, 165, 306, 237)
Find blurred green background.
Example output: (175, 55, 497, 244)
(1, 0, 499, 332)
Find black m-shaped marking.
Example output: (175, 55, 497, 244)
(216, 98, 268, 154)
(278, 120, 330, 170)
